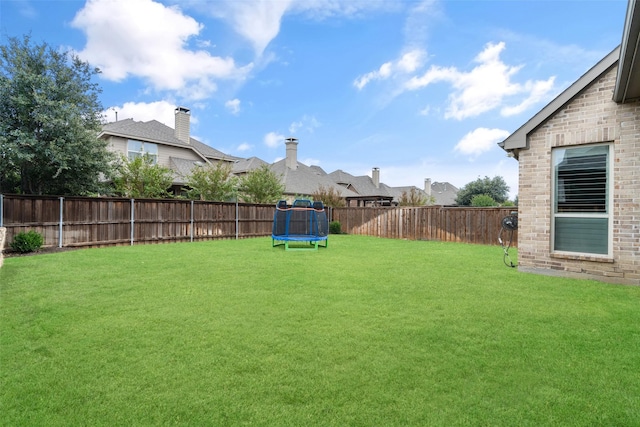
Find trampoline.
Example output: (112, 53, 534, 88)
(272, 199, 329, 250)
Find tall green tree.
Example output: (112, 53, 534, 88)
(113, 155, 173, 198)
(455, 176, 510, 206)
(239, 165, 284, 204)
(185, 162, 237, 201)
(0, 35, 114, 195)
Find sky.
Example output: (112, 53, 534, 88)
(0, 0, 630, 198)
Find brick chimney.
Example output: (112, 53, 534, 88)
(372, 167, 380, 188)
(285, 137, 298, 170)
(425, 178, 432, 197)
(175, 107, 191, 144)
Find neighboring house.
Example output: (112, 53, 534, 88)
(328, 168, 395, 207)
(268, 138, 359, 203)
(101, 106, 460, 208)
(499, 0, 639, 285)
(387, 184, 426, 206)
(100, 107, 238, 193)
(329, 171, 458, 207)
(389, 180, 459, 206)
(231, 157, 268, 177)
(268, 138, 458, 207)
(425, 179, 459, 205)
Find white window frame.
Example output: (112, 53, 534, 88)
(551, 143, 613, 257)
(127, 140, 158, 164)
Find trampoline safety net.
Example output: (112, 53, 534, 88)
(272, 199, 329, 250)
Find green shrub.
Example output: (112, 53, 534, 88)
(470, 194, 496, 207)
(11, 230, 44, 253)
(329, 221, 342, 234)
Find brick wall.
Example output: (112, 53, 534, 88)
(518, 65, 640, 285)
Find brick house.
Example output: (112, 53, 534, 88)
(500, 0, 639, 285)
(100, 107, 238, 193)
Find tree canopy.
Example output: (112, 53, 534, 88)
(470, 194, 497, 207)
(239, 165, 284, 204)
(185, 162, 237, 201)
(113, 155, 173, 199)
(455, 176, 510, 206)
(0, 35, 114, 195)
(398, 187, 433, 206)
(311, 185, 346, 208)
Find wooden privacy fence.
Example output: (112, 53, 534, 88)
(0, 194, 274, 249)
(332, 206, 517, 247)
(0, 195, 517, 249)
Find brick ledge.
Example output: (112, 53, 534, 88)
(550, 253, 614, 263)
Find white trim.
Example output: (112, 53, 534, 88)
(550, 143, 613, 258)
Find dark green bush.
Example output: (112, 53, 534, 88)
(329, 221, 342, 234)
(11, 230, 44, 253)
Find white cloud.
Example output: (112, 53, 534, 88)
(203, 1, 400, 56)
(212, 0, 293, 56)
(352, 0, 436, 92)
(354, 62, 392, 90)
(501, 77, 556, 116)
(103, 100, 192, 127)
(397, 49, 424, 73)
(264, 131, 285, 148)
(71, 0, 252, 100)
(289, 115, 321, 134)
(225, 99, 241, 115)
(354, 48, 426, 90)
(237, 143, 252, 152)
(418, 106, 431, 116)
(404, 42, 556, 120)
(454, 127, 511, 157)
(403, 0, 441, 48)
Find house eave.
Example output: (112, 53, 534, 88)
(613, 0, 640, 102)
(500, 46, 621, 154)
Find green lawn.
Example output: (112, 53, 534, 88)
(1, 235, 639, 426)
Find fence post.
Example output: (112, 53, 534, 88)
(235, 196, 239, 240)
(130, 199, 135, 246)
(59, 197, 64, 248)
(190, 200, 194, 243)
(0, 194, 3, 227)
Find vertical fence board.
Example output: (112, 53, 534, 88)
(0, 195, 517, 249)
(332, 206, 517, 247)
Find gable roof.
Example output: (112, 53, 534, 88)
(169, 157, 206, 185)
(327, 169, 394, 199)
(501, 0, 640, 157)
(100, 118, 237, 162)
(270, 161, 358, 198)
(385, 182, 458, 205)
(387, 185, 425, 204)
(499, 46, 620, 155)
(430, 181, 459, 205)
(232, 156, 268, 174)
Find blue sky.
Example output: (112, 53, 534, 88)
(1, 0, 629, 198)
